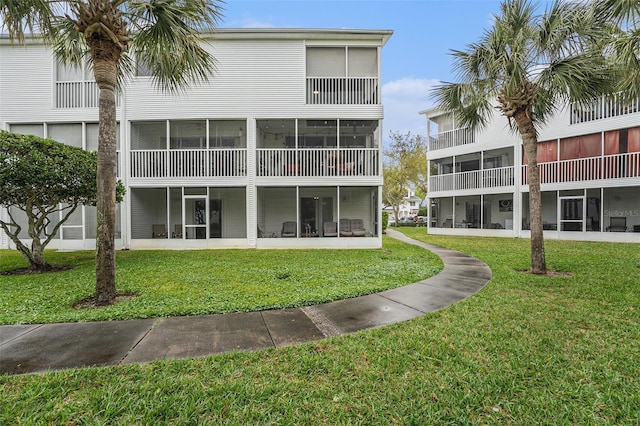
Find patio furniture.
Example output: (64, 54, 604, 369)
(323, 221, 338, 237)
(339, 218, 352, 237)
(173, 224, 183, 238)
(152, 224, 167, 238)
(281, 221, 297, 237)
(350, 219, 366, 237)
(607, 217, 627, 232)
(258, 224, 277, 238)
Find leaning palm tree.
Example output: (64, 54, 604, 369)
(432, 0, 615, 274)
(1, 0, 224, 304)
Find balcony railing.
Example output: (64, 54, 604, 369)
(570, 92, 640, 124)
(130, 148, 379, 178)
(257, 148, 379, 177)
(522, 152, 640, 184)
(429, 166, 514, 192)
(429, 127, 474, 151)
(55, 81, 121, 108)
(306, 77, 378, 105)
(130, 149, 247, 178)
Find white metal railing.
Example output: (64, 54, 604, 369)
(130, 149, 247, 178)
(55, 81, 121, 108)
(429, 127, 474, 151)
(306, 77, 379, 105)
(257, 148, 379, 177)
(429, 166, 514, 192)
(570, 92, 640, 124)
(522, 152, 640, 184)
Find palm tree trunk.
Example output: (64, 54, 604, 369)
(515, 111, 547, 274)
(91, 53, 118, 305)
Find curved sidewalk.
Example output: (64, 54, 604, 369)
(0, 230, 491, 375)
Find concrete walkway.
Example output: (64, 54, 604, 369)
(0, 230, 491, 375)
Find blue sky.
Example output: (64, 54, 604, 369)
(220, 0, 507, 141)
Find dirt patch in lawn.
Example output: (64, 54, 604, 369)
(73, 292, 139, 310)
(1, 264, 75, 276)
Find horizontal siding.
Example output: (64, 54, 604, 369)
(0, 45, 54, 120)
(124, 40, 305, 118)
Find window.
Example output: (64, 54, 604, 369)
(306, 47, 379, 105)
(306, 47, 377, 77)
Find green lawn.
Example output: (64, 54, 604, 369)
(1, 230, 639, 424)
(0, 236, 442, 324)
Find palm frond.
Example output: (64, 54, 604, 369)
(0, 0, 55, 43)
(126, 0, 224, 92)
(49, 16, 87, 68)
(431, 81, 494, 131)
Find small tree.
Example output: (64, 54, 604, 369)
(382, 164, 408, 227)
(1, 131, 98, 270)
(383, 131, 429, 225)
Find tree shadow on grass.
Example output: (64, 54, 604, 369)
(0, 265, 75, 276)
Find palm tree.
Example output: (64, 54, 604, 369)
(432, 0, 615, 274)
(1, 0, 224, 304)
(594, 0, 640, 100)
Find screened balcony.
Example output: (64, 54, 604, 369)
(428, 127, 474, 151)
(429, 149, 514, 193)
(570, 92, 640, 125)
(522, 152, 640, 185)
(306, 46, 379, 105)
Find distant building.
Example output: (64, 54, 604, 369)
(421, 93, 640, 241)
(383, 189, 423, 221)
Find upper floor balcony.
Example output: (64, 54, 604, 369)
(306, 77, 378, 105)
(55, 80, 121, 109)
(428, 127, 474, 151)
(129, 147, 379, 179)
(522, 152, 640, 185)
(570, 92, 640, 125)
(430, 166, 515, 193)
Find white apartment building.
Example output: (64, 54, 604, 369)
(0, 28, 392, 250)
(421, 94, 640, 242)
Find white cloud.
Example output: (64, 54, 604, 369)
(381, 77, 440, 142)
(225, 16, 277, 28)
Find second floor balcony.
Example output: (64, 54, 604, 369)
(55, 81, 121, 108)
(522, 152, 640, 185)
(430, 166, 515, 193)
(129, 147, 379, 179)
(429, 127, 474, 151)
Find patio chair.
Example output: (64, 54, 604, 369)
(281, 221, 297, 237)
(339, 218, 352, 237)
(258, 224, 277, 238)
(323, 221, 338, 237)
(350, 219, 366, 237)
(607, 216, 627, 232)
(173, 224, 183, 238)
(152, 224, 167, 238)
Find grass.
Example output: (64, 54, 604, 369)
(1, 230, 639, 424)
(0, 236, 442, 324)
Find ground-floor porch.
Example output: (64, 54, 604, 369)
(1, 185, 382, 251)
(428, 186, 640, 242)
